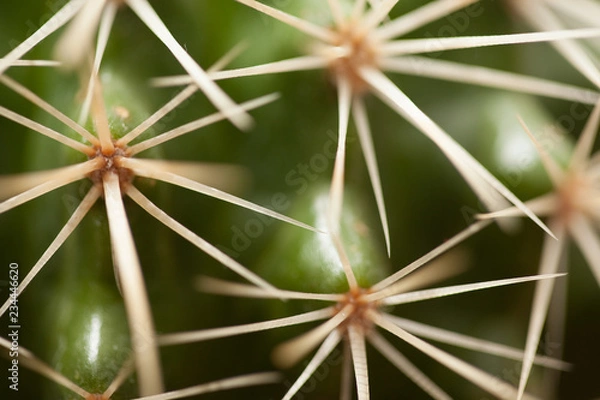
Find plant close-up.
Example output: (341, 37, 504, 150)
(1, 1, 600, 399)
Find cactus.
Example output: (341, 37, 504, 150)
(1, 1, 600, 399)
